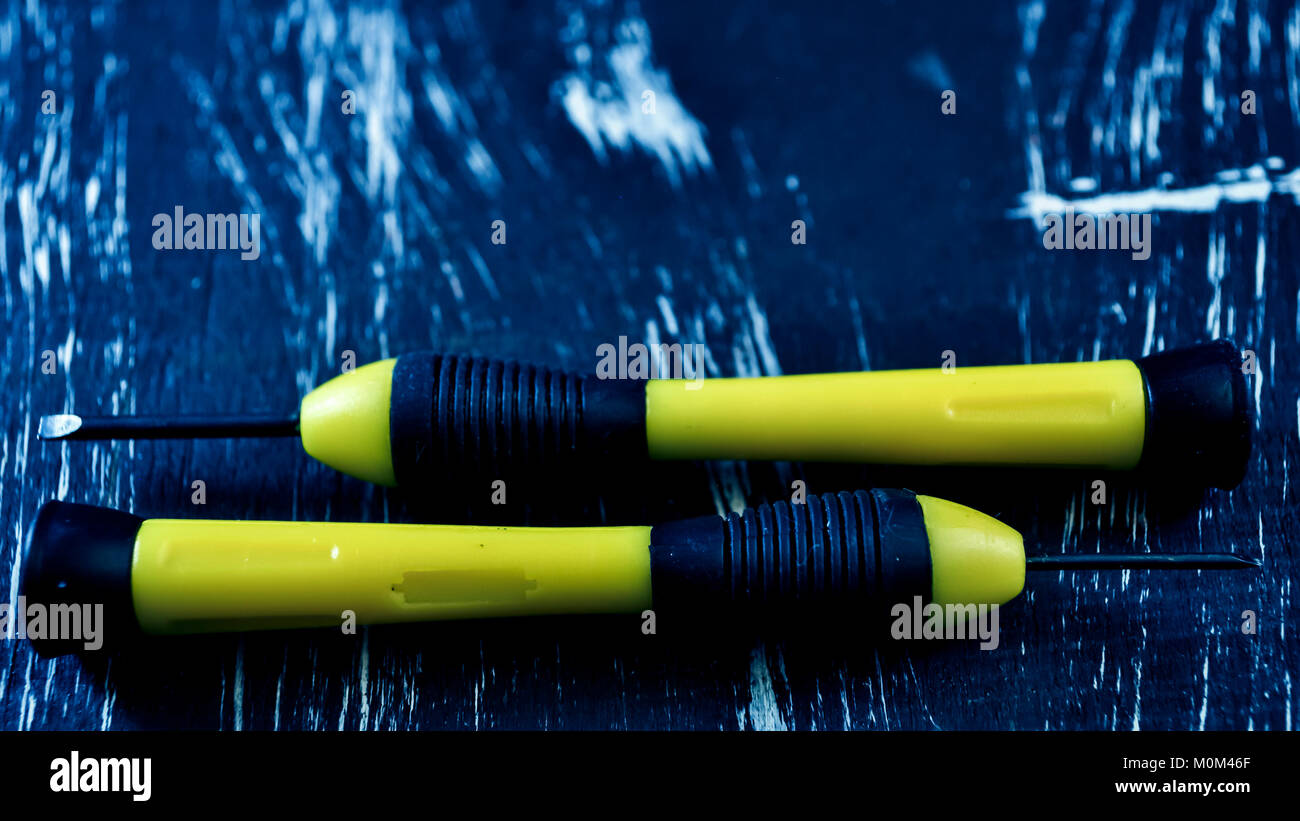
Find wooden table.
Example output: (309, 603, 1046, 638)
(2, 0, 1294, 730)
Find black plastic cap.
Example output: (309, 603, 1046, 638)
(19, 500, 143, 656)
(1135, 340, 1252, 490)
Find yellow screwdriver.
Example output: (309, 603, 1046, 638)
(38, 340, 1251, 488)
(19, 488, 1255, 654)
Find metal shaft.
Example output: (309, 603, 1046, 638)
(38, 413, 300, 441)
(1026, 553, 1258, 570)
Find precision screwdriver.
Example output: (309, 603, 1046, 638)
(38, 340, 1251, 489)
(20, 489, 1255, 653)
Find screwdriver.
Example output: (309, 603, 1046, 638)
(38, 340, 1251, 489)
(20, 489, 1255, 654)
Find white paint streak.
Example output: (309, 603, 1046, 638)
(745, 644, 787, 730)
(1010, 164, 1300, 224)
(556, 14, 711, 188)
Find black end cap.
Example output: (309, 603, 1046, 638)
(1135, 340, 1252, 490)
(18, 501, 143, 656)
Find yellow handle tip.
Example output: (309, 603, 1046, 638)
(916, 494, 1026, 606)
(299, 358, 398, 486)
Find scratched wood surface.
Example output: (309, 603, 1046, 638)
(2, 0, 1297, 730)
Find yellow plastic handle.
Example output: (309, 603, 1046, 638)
(645, 359, 1147, 468)
(131, 519, 653, 634)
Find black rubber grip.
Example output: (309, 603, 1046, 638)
(389, 353, 647, 487)
(647, 488, 932, 613)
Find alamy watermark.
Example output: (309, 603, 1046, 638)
(890, 596, 1000, 650)
(1, 597, 103, 651)
(1041, 209, 1152, 260)
(596, 336, 704, 388)
(50, 751, 151, 801)
(151, 206, 260, 261)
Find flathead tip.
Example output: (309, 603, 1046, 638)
(37, 414, 82, 440)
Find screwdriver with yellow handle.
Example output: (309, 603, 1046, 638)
(38, 340, 1251, 488)
(21, 488, 1254, 654)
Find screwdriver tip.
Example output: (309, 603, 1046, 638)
(36, 412, 300, 440)
(38, 414, 83, 441)
(1026, 552, 1260, 570)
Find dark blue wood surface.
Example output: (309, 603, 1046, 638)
(2, 0, 1296, 730)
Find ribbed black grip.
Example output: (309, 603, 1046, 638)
(389, 352, 647, 487)
(648, 488, 932, 613)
